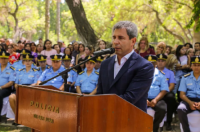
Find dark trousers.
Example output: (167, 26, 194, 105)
(0, 88, 12, 115)
(177, 99, 200, 132)
(148, 99, 167, 132)
(163, 92, 177, 123)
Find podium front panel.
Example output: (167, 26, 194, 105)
(16, 86, 80, 132)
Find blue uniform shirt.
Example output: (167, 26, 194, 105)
(38, 65, 51, 75)
(38, 66, 65, 89)
(67, 69, 78, 83)
(148, 68, 169, 99)
(179, 72, 200, 98)
(15, 68, 40, 85)
(0, 64, 16, 86)
(162, 68, 176, 86)
(75, 68, 99, 93)
(12, 60, 37, 71)
(95, 69, 100, 72)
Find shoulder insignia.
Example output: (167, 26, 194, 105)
(160, 71, 165, 75)
(95, 71, 99, 75)
(47, 65, 51, 69)
(33, 63, 36, 66)
(32, 68, 39, 72)
(184, 73, 191, 78)
(19, 68, 25, 71)
(79, 71, 84, 75)
(72, 69, 77, 72)
(10, 66, 16, 71)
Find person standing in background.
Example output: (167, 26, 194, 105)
(41, 39, 57, 66)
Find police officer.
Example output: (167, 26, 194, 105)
(37, 55, 65, 90)
(144, 55, 169, 132)
(62, 55, 77, 92)
(94, 56, 104, 72)
(177, 56, 200, 132)
(75, 55, 99, 95)
(12, 49, 37, 71)
(156, 54, 176, 131)
(37, 55, 51, 75)
(0, 51, 15, 121)
(9, 54, 40, 116)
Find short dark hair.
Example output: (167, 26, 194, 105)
(112, 21, 138, 39)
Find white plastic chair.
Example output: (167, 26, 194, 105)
(6, 101, 15, 119)
(180, 110, 200, 132)
(1, 96, 9, 115)
(147, 107, 166, 127)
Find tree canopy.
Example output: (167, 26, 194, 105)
(0, 0, 199, 46)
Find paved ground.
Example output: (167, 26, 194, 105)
(0, 116, 182, 132)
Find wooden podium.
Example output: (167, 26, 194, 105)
(15, 85, 153, 132)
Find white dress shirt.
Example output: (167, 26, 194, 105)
(114, 50, 134, 79)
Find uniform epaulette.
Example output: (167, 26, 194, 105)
(160, 71, 165, 75)
(10, 66, 16, 71)
(184, 73, 191, 78)
(32, 68, 39, 72)
(19, 68, 25, 71)
(79, 71, 84, 75)
(72, 69, 77, 72)
(95, 71, 99, 75)
(47, 65, 51, 69)
(33, 63, 36, 66)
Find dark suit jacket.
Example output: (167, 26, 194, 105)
(97, 52, 154, 112)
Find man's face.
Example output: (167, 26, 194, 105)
(18, 43, 24, 49)
(156, 60, 166, 69)
(73, 42, 78, 50)
(195, 44, 200, 51)
(24, 60, 33, 67)
(112, 28, 136, 57)
(95, 61, 101, 69)
(86, 61, 95, 71)
(63, 60, 71, 68)
(191, 63, 200, 74)
(52, 61, 61, 71)
(39, 61, 47, 68)
(0, 58, 8, 65)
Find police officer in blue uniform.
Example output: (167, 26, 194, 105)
(62, 55, 77, 92)
(177, 56, 200, 132)
(94, 56, 104, 72)
(156, 54, 176, 130)
(144, 55, 169, 132)
(37, 55, 65, 90)
(0, 51, 15, 121)
(9, 54, 40, 122)
(75, 55, 99, 95)
(12, 49, 37, 71)
(37, 55, 51, 75)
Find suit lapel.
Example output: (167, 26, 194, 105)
(109, 52, 138, 88)
(108, 56, 115, 88)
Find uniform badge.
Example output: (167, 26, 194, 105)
(148, 56, 152, 61)
(187, 83, 192, 86)
(195, 57, 199, 63)
(6, 72, 10, 74)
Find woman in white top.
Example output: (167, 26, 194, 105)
(174, 45, 191, 94)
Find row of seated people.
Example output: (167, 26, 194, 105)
(144, 54, 200, 132)
(0, 49, 102, 125)
(0, 50, 200, 132)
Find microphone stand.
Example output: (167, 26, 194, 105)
(39, 56, 97, 88)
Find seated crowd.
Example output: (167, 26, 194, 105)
(0, 37, 200, 132)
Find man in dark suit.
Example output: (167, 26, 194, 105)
(97, 21, 154, 112)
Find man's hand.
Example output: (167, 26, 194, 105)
(150, 99, 158, 107)
(147, 100, 151, 107)
(189, 101, 197, 110)
(195, 102, 200, 110)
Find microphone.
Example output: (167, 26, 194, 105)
(93, 48, 115, 56)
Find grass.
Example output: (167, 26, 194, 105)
(0, 126, 31, 132)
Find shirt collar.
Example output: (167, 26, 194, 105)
(115, 49, 134, 62)
(154, 68, 159, 75)
(50, 65, 63, 73)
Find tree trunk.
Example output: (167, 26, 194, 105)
(45, 0, 50, 40)
(56, 0, 61, 41)
(65, 0, 98, 46)
(193, 16, 200, 43)
(13, 14, 19, 42)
